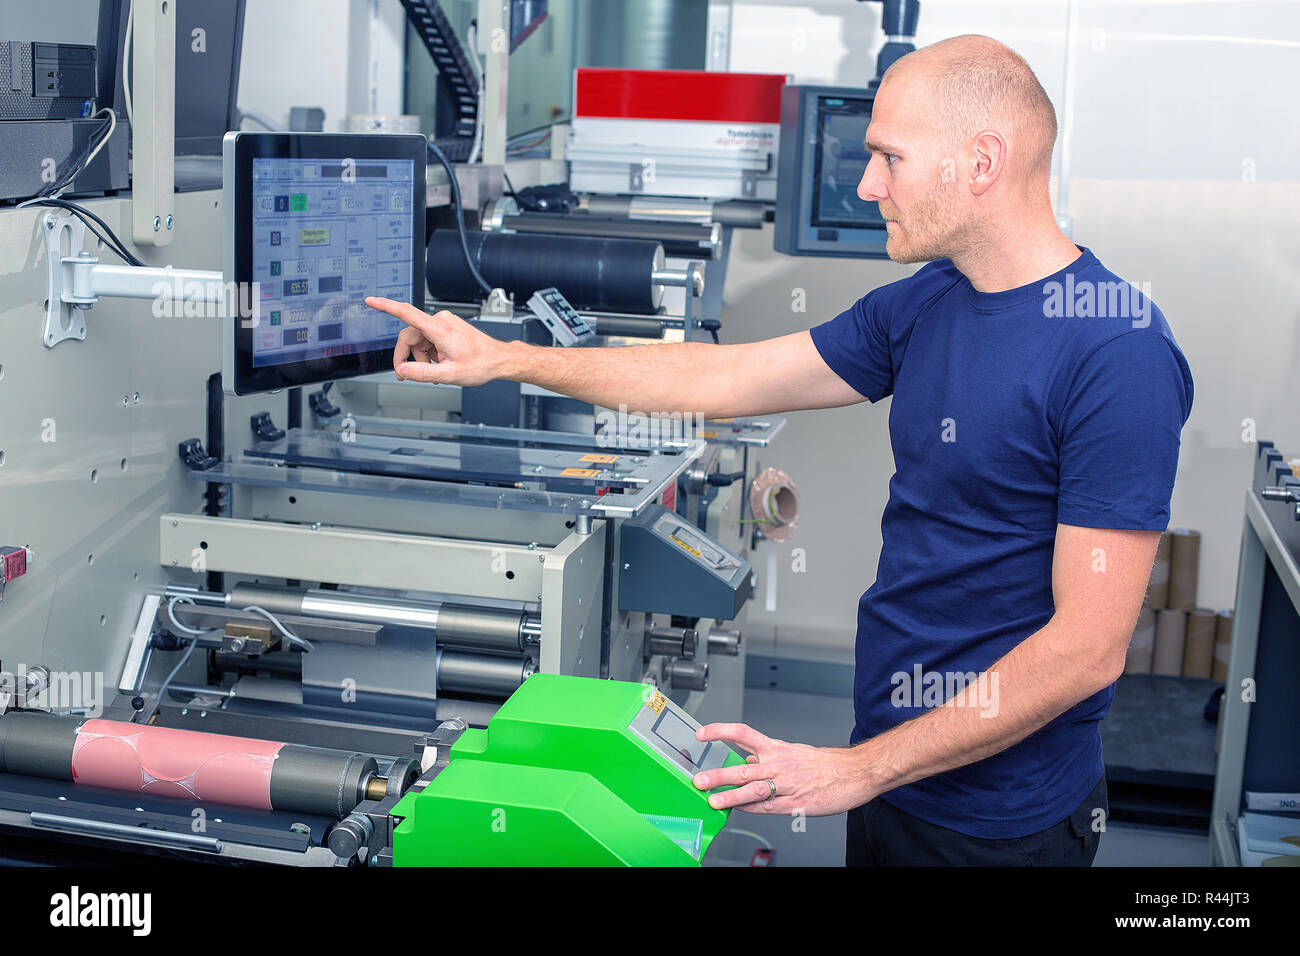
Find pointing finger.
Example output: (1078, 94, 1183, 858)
(696, 721, 772, 754)
(396, 361, 451, 384)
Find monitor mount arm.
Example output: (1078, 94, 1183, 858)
(41, 212, 223, 348)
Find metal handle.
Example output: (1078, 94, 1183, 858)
(30, 812, 222, 853)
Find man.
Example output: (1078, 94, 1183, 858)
(366, 34, 1193, 866)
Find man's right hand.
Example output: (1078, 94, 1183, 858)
(366, 296, 511, 387)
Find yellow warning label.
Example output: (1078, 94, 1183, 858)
(579, 454, 618, 464)
(670, 533, 701, 557)
(697, 431, 718, 439)
(560, 467, 600, 478)
(647, 691, 666, 714)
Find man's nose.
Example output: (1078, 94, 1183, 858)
(859, 154, 888, 203)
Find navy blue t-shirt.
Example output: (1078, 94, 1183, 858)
(809, 247, 1193, 839)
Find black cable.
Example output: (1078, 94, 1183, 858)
(505, 115, 570, 143)
(31, 199, 129, 258)
(68, 219, 124, 262)
(27, 201, 117, 255)
(40, 111, 114, 199)
(502, 168, 518, 200)
(29, 198, 144, 266)
(427, 139, 493, 297)
(52, 200, 138, 265)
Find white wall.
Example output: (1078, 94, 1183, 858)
(721, 0, 1300, 651)
(236, 0, 405, 130)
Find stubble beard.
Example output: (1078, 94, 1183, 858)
(883, 182, 961, 265)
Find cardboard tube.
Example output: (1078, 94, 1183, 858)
(1168, 528, 1201, 611)
(1152, 609, 1187, 676)
(1145, 531, 1171, 608)
(1213, 610, 1234, 681)
(1126, 607, 1156, 674)
(1183, 608, 1216, 678)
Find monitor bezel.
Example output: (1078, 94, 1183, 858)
(222, 131, 426, 396)
(772, 84, 890, 259)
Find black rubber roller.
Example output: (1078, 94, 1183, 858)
(427, 229, 666, 314)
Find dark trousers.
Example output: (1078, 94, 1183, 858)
(846, 774, 1107, 866)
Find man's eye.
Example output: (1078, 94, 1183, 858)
(885, 154, 899, 166)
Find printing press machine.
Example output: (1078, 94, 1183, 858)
(0, 120, 795, 865)
(0, 0, 809, 864)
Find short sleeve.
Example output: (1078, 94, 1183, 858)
(809, 292, 894, 403)
(1056, 330, 1194, 529)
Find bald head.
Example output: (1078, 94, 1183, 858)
(883, 35, 1058, 176)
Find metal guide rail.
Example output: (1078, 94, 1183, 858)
(189, 420, 704, 519)
(599, 416, 788, 448)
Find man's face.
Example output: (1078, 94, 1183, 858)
(858, 73, 966, 264)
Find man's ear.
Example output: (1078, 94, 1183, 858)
(969, 129, 1008, 196)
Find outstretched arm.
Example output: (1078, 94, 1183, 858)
(366, 297, 870, 419)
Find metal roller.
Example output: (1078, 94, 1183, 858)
(0, 711, 387, 819)
(707, 626, 743, 657)
(665, 659, 709, 692)
(426, 229, 667, 314)
(435, 604, 529, 654)
(436, 650, 534, 697)
(424, 303, 681, 340)
(217, 647, 534, 700)
(221, 584, 539, 652)
(499, 213, 722, 259)
(646, 624, 698, 659)
(269, 745, 378, 819)
(580, 195, 767, 228)
(592, 315, 679, 339)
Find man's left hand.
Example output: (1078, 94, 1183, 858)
(691, 722, 874, 816)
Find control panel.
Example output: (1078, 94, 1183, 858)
(619, 505, 752, 619)
(653, 510, 741, 573)
(627, 687, 730, 779)
(527, 286, 595, 347)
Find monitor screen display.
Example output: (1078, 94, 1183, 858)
(810, 96, 882, 230)
(249, 156, 415, 370)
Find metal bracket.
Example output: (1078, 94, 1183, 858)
(681, 261, 703, 343)
(178, 438, 220, 472)
(1259, 485, 1300, 520)
(417, 718, 468, 775)
(309, 388, 341, 420)
(43, 214, 91, 347)
(741, 169, 758, 198)
(131, 0, 175, 246)
(42, 212, 225, 348)
(628, 162, 645, 192)
(119, 594, 162, 694)
(480, 287, 514, 318)
(250, 411, 286, 443)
